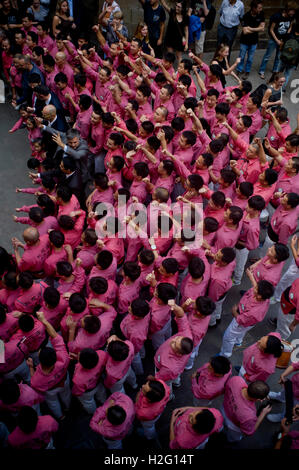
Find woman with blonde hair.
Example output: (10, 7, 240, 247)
(134, 21, 155, 56)
(211, 43, 241, 87)
(52, 0, 76, 38)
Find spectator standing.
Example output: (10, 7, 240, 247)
(217, 0, 245, 57)
(139, 0, 166, 58)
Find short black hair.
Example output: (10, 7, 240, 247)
(204, 217, 219, 233)
(273, 243, 289, 262)
(161, 258, 179, 274)
(69, 293, 86, 313)
(257, 280, 274, 300)
(156, 282, 177, 304)
(49, 230, 65, 248)
(79, 348, 99, 369)
(56, 260, 73, 277)
(43, 287, 60, 308)
(18, 314, 34, 332)
(131, 298, 150, 318)
(108, 340, 129, 361)
(123, 262, 141, 281)
(0, 378, 20, 404)
(17, 406, 38, 434)
(89, 276, 108, 294)
(192, 409, 216, 434)
(220, 247, 236, 264)
(107, 405, 126, 425)
(210, 356, 231, 375)
(146, 380, 166, 402)
(18, 271, 34, 289)
(195, 296, 215, 316)
(96, 250, 113, 269)
(247, 381, 269, 400)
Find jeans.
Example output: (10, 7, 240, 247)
(151, 319, 172, 351)
(278, 60, 297, 90)
(237, 43, 257, 73)
(259, 38, 281, 74)
(77, 382, 107, 414)
(140, 416, 160, 439)
(44, 373, 72, 420)
(109, 366, 137, 394)
(3, 359, 31, 384)
(217, 24, 238, 51)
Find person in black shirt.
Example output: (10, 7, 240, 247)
(138, 0, 166, 58)
(0, 0, 20, 34)
(236, 0, 265, 79)
(258, 2, 296, 79)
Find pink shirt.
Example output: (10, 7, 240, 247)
(72, 350, 108, 396)
(60, 211, 85, 250)
(18, 234, 50, 272)
(57, 264, 86, 295)
(267, 120, 291, 149)
(247, 109, 262, 136)
(14, 216, 59, 236)
(0, 338, 29, 374)
(238, 214, 260, 250)
(85, 66, 110, 102)
(90, 392, 135, 440)
(88, 257, 117, 282)
(223, 376, 257, 435)
(31, 335, 70, 392)
(170, 407, 223, 449)
(212, 223, 242, 253)
(104, 340, 135, 388)
(58, 194, 80, 217)
(60, 305, 89, 341)
(118, 279, 141, 314)
(242, 332, 281, 382)
(154, 315, 193, 382)
(135, 379, 170, 421)
(76, 244, 98, 271)
(68, 314, 115, 353)
(75, 107, 92, 140)
(252, 256, 285, 287)
(8, 415, 59, 449)
(43, 246, 68, 277)
(40, 298, 67, 331)
(208, 260, 236, 301)
(14, 281, 47, 314)
(271, 205, 299, 245)
(149, 298, 171, 335)
(120, 313, 150, 354)
(0, 313, 18, 342)
(236, 288, 270, 327)
(11, 318, 46, 353)
(191, 362, 232, 399)
(187, 311, 211, 346)
(55, 62, 74, 88)
(0, 384, 43, 414)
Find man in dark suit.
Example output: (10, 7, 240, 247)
(35, 104, 69, 157)
(31, 84, 67, 128)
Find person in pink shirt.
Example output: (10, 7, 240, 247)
(88, 276, 117, 309)
(182, 296, 216, 370)
(36, 22, 55, 54)
(88, 250, 117, 282)
(90, 391, 135, 449)
(117, 262, 142, 315)
(220, 273, 274, 357)
(0, 379, 43, 416)
(56, 187, 80, 217)
(251, 168, 278, 206)
(43, 231, 71, 278)
(238, 332, 283, 383)
(249, 243, 289, 286)
(54, 72, 76, 120)
(54, 51, 74, 88)
(12, 227, 50, 274)
(75, 228, 99, 272)
(228, 116, 252, 161)
(229, 181, 254, 211)
(28, 311, 71, 420)
(233, 195, 266, 285)
(60, 293, 89, 342)
(222, 377, 271, 442)
(192, 55, 224, 98)
(56, 259, 86, 296)
(199, 89, 218, 129)
(181, 257, 210, 305)
(205, 248, 236, 327)
(0, 304, 18, 342)
(11, 314, 47, 364)
(57, 210, 86, 251)
(245, 95, 263, 136)
(0, 337, 30, 383)
(104, 335, 137, 393)
(86, 173, 114, 212)
(204, 191, 226, 227)
(264, 193, 299, 248)
(13, 206, 58, 237)
(210, 102, 230, 140)
(169, 406, 223, 449)
(82, 62, 111, 103)
(7, 406, 59, 449)
(73, 95, 93, 140)
(14, 273, 47, 314)
(40, 287, 67, 331)
(191, 356, 232, 405)
(207, 206, 243, 254)
(266, 107, 292, 150)
(135, 377, 170, 440)
(154, 303, 193, 396)
(43, 55, 59, 93)
(72, 348, 108, 414)
(120, 298, 150, 376)
(271, 157, 299, 201)
(106, 156, 125, 191)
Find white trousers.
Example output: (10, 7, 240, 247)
(132, 351, 144, 376)
(140, 415, 160, 440)
(77, 382, 107, 414)
(44, 373, 72, 420)
(276, 306, 295, 340)
(233, 248, 249, 284)
(185, 341, 202, 370)
(221, 404, 243, 442)
(151, 319, 172, 351)
(109, 366, 137, 394)
(220, 318, 252, 358)
(274, 258, 298, 302)
(209, 296, 227, 326)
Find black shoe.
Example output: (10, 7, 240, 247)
(234, 366, 241, 373)
(239, 290, 246, 296)
(268, 317, 277, 327)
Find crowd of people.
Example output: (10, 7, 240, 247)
(0, 0, 299, 451)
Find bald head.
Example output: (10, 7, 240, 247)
(23, 227, 40, 244)
(42, 104, 56, 121)
(55, 52, 66, 66)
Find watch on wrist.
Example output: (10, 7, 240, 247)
(151, 244, 157, 250)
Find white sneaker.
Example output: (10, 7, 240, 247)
(184, 364, 193, 370)
(267, 413, 284, 423)
(270, 297, 279, 305)
(232, 277, 241, 286)
(269, 391, 285, 403)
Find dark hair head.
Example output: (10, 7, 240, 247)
(247, 380, 270, 400)
(209, 139, 224, 154)
(179, 337, 194, 355)
(18, 314, 34, 332)
(131, 298, 150, 318)
(141, 120, 154, 135)
(28, 206, 44, 224)
(146, 380, 166, 402)
(56, 260, 73, 277)
(57, 185, 72, 202)
(58, 215, 75, 231)
(215, 102, 230, 116)
(79, 348, 99, 369)
(43, 54, 55, 67)
(264, 335, 283, 358)
(248, 195, 265, 211)
(39, 346, 57, 367)
(89, 276, 108, 294)
(134, 162, 149, 178)
(0, 303, 7, 324)
(43, 287, 60, 308)
(96, 250, 113, 270)
(286, 192, 299, 208)
(123, 261, 141, 281)
(109, 132, 125, 146)
(285, 134, 299, 148)
(264, 168, 278, 186)
(211, 191, 225, 208)
(171, 116, 185, 131)
(161, 257, 179, 275)
(188, 257, 205, 279)
(0, 378, 20, 404)
(209, 64, 223, 80)
(210, 355, 231, 375)
(156, 282, 177, 304)
(220, 168, 236, 185)
(107, 405, 126, 425)
(241, 115, 252, 129)
(161, 159, 174, 176)
(220, 247, 236, 264)
(273, 243, 289, 262)
(204, 217, 219, 233)
(192, 409, 216, 434)
(238, 182, 253, 199)
(18, 271, 33, 289)
(164, 51, 176, 63)
(139, 249, 155, 266)
(195, 296, 215, 316)
(49, 230, 65, 248)
(241, 80, 252, 94)
(182, 130, 196, 147)
(125, 118, 138, 134)
(17, 406, 38, 434)
(137, 84, 151, 98)
(207, 88, 220, 98)
(94, 172, 109, 190)
(227, 206, 243, 225)
(3, 271, 18, 290)
(147, 136, 161, 152)
(188, 174, 204, 191)
(257, 280, 274, 300)
(184, 96, 198, 111)
(69, 293, 86, 313)
(111, 155, 125, 172)
(83, 315, 101, 334)
(108, 340, 129, 361)
(180, 58, 192, 72)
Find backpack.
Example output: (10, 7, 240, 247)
(204, 5, 216, 30)
(280, 37, 299, 65)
